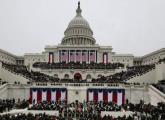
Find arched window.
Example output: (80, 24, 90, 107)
(54, 74, 58, 78)
(64, 74, 70, 79)
(86, 74, 91, 80)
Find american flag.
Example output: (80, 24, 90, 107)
(70, 51, 75, 62)
(61, 51, 68, 63)
(82, 51, 87, 62)
(76, 51, 81, 62)
(90, 51, 95, 63)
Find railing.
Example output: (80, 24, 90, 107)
(149, 85, 165, 99)
(0, 83, 8, 91)
(32, 82, 123, 87)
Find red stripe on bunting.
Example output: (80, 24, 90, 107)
(47, 90, 51, 102)
(29, 90, 32, 104)
(113, 91, 117, 104)
(103, 91, 108, 103)
(94, 91, 98, 104)
(56, 90, 61, 102)
(37, 90, 42, 103)
(65, 90, 68, 104)
(30, 88, 67, 104)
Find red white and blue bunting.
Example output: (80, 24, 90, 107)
(87, 89, 125, 105)
(29, 88, 67, 104)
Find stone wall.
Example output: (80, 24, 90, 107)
(0, 84, 8, 99)
(148, 85, 165, 106)
(125, 85, 150, 104)
(0, 83, 164, 105)
(127, 62, 165, 84)
(155, 62, 165, 82)
(33, 69, 116, 80)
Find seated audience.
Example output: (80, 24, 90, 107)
(0, 99, 29, 113)
(33, 62, 124, 70)
(2, 62, 155, 83)
(0, 99, 164, 120)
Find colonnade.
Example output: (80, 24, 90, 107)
(59, 50, 97, 63)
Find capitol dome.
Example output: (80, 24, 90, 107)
(61, 2, 96, 45)
(68, 16, 90, 29)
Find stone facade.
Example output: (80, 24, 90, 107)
(23, 3, 134, 72)
(141, 48, 165, 65)
(1, 83, 164, 105)
(0, 49, 16, 64)
(0, 49, 24, 65)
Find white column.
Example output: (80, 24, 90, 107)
(89, 50, 90, 63)
(80, 50, 82, 63)
(95, 50, 97, 63)
(68, 50, 70, 62)
(86, 50, 88, 63)
(60, 50, 63, 62)
(66, 50, 68, 63)
(74, 50, 76, 63)
(59, 51, 61, 63)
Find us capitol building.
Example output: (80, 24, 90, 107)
(0, 1, 165, 109)
(0, 2, 165, 81)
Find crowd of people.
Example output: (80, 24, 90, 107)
(28, 100, 165, 119)
(0, 99, 164, 119)
(2, 62, 59, 82)
(158, 57, 165, 63)
(0, 99, 29, 113)
(21, 100, 135, 119)
(28, 101, 123, 112)
(152, 80, 165, 94)
(0, 99, 15, 113)
(91, 64, 155, 83)
(2, 62, 156, 83)
(0, 113, 134, 120)
(0, 113, 59, 120)
(33, 62, 125, 70)
(28, 101, 65, 111)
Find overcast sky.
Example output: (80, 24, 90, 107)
(0, 0, 165, 56)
